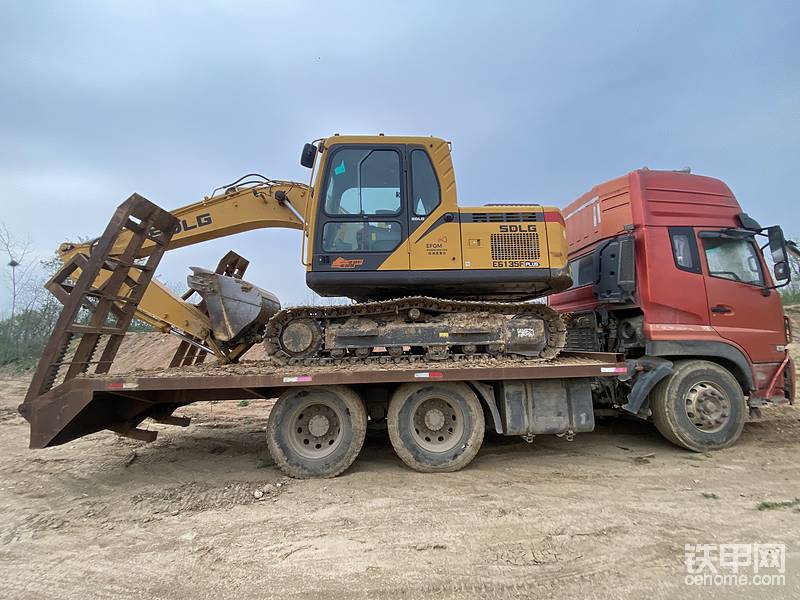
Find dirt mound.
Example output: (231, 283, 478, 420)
(109, 332, 268, 373)
(108, 332, 180, 373)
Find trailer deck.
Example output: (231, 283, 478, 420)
(18, 352, 624, 450)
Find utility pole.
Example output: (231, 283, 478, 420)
(7, 258, 20, 357)
(8, 258, 19, 322)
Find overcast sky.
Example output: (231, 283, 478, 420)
(1, 0, 798, 312)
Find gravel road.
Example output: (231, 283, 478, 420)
(2, 370, 799, 599)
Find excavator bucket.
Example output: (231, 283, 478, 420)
(187, 267, 281, 343)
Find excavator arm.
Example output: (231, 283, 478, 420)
(57, 176, 311, 361)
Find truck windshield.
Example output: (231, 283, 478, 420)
(701, 237, 765, 286)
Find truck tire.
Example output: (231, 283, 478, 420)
(387, 382, 484, 473)
(267, 386, 367, 479)
(650, 360, 746, 452)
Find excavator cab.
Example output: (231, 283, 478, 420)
(302, 135, 571, 301)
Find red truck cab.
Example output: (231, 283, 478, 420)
(549, 169, 795, 451)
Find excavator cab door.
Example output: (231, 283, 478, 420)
(307, 144, 412, 297)
(406, 146, 462, 271)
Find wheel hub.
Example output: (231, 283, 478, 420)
(424, 408, 445, 431)
(411, 397, 464, 452)
(285, 400, 342, 458)
(308, 414, 331, 437)
(685, 381, 730, 433)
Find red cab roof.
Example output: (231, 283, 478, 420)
(563, 169, 741, 256)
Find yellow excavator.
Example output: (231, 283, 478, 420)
(56, 134, 572, 366)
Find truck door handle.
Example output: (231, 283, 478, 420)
(711, 305, 732, 314)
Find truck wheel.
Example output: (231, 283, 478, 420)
(267, 386, 367, 478)
(387, 382, 484, 473)
(650, 360, 746, 452)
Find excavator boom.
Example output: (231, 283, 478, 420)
(56, 176, 311, 361)
(60, 177, 309, 260)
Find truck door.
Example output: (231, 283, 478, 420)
(697, 229, 785, 363)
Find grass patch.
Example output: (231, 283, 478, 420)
(756, 498, 800, 511)
(238, 399, 251, 407)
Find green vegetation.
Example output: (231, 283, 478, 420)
(0, 253, 63, 366)
(756, 498, 800, 511)
(780, 291, 800, 306)
(0, 309, 154, 367)
(238, 399, 251, 407)
(0, 224, 159, 367)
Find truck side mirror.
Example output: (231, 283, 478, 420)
(774, 261, 790, 281)
(300, 143, 317, 168)
(767, 226, 790, 281)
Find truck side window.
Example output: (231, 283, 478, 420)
(702, 237, 765, 286)
(668, 227, 701, 274)
(324, 148, 401, 216)
(410, 150, 440, 216)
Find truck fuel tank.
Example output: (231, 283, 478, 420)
(494, 379, 595, 436)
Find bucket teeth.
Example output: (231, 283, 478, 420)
(187, 267, 281, 343)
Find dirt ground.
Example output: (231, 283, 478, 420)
(2, 337, 800, 599)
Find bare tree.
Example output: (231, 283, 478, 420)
(780, 236, 800, 305)
(0, 221, 35, 322)
(0, 223, 65, 363)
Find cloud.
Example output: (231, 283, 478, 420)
(0, 0, 798, 314)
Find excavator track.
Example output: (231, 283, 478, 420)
(263, 296, 566, 367)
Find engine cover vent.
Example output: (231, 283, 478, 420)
(490, 232, 541, 261)
(472, 212, 541, 222)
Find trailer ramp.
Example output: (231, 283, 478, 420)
(18, 194, 178, 447)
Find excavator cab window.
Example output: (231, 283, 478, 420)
(323, 148, 401, 215)
(410, 149, 440, 216)
(322, 221, 402, 253)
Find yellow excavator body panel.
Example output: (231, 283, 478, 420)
(303, 135, 570, 300)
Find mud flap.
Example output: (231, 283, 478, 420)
(622, 357, 674, 415)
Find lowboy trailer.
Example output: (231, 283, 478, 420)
(15, 190, 630, 479)
(19, 352, 626, 478)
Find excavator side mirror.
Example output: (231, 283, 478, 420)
(300, 143, 317, 168)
